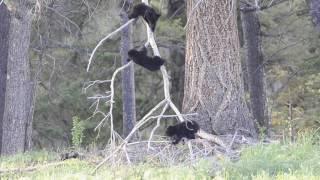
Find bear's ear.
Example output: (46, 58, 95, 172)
(128, 49, 138, 57)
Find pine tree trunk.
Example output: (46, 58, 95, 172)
(1, 2, 33, 155)
(241, 9, 269, 133)
(120, 0, 136, 137)
(183, 0, 257, 137)
(0, 3, 10, 153)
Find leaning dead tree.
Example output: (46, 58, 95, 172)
(85, 0, 227, 171)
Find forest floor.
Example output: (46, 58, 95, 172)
(1, 134, 320, 180)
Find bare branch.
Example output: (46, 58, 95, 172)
(240, 0, 289, 12)
(82, 80, 111, 93)
(46, 6, 81, 33)
(93, 62, 132, 137)
(88, 0, 228, 173)
(86, 19, 135, 71)
(148, 103, 169, 150)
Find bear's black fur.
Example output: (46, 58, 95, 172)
(128, 3, 160, 31)
(60, 151, 79, 161)
(166, 120, 200, 145)
(127, 47, 165, 71)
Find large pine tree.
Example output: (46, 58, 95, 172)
(183, 0, 257, 137)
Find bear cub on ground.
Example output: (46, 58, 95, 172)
(166, 120, 200, 145)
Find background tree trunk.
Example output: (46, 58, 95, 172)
(0, 3, 11, 153)
(1, 1, 33, 155)
(120, 0, 136, 137)
(169, 48, 185, 109)
(309, 0, 320, 30)
(167, 0, 186, 109)
(183, 0, 257, 137)
(241, 8, 269, 133)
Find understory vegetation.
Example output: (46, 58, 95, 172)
(1, 134, 319, 180)
(1, 0, 319, 179)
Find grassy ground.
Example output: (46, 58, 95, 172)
(1, 134, 320, 180)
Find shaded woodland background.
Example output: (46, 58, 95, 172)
(1, 0, 319, 150)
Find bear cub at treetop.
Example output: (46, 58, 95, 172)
(128, 3, 160, 31)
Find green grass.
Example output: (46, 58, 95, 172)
(1, 134, 320, 180)
(1, 159, 213, 180)
(221, 133, 320, 179)
(0, 150, 57, 169)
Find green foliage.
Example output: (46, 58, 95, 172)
(222, 134, 320, 179)
(258, 126, 268, 139)
(157, 18, 185, 40)
(260, 0, 320, 133)
(71, 116, 85, 148)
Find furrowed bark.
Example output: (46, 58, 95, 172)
(0, 3, 10, 153)
(183, 0, 257, 137)
(1, 1, 33, 155)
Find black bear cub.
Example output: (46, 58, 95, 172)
(166, 120, 200, 145)
(128, 47, 165, 71)
(128, 3, 160, 31)
(60, 151, 79, 161)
